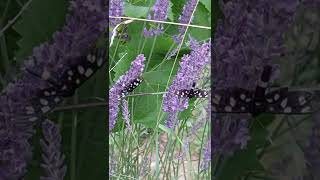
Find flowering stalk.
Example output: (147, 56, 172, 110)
(200, 137, 211, 170)
(109, 0, 124, 27)
(40, 119, 67, 180)
(163, 38, 210, 128)
(173, 0, 198, 43)
(143, 0, 169, 37)
(212, 0, 300, 155)
(109, 54, 146, 131)
(0, 0, 107, 178)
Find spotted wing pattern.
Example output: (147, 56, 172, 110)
(174, 88, 208, 98)
(23, 48, 106, 119)
(121, 78, 143, 97)
(211, 87, 317, 114)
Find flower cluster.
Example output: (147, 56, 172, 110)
(109, 0, 124, 27)
(173, 0, 198, 43)
(0, 0, 107, 178)
(163, 38, 210, 128)
(143, 0, 169, 37)
(109, 54, 146, 131)
(212, 0, 300, 155)
(40, 119, 67, 180)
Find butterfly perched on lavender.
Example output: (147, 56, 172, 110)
(212, 65, 319, 115)
(174, 83, 209, 98)
(26, 48, 106, 98)
(120, 78, 143, 97)
(24, 48, 106, 118)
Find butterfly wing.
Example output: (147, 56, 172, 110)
(265, 89, 314, 114)
(174, 89, 191, 98)
(212, 88, 254, 113)
(121, 78, 143, 97)
(192, 89, 209, 98)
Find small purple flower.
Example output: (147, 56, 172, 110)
(109, 0, 124, 27)
(163, 38, 210, 128)
(40, 119, 66, 180)
(109, 54, 146, 131)
(173, 0, 198, 43)
(144, 0, 169, 37)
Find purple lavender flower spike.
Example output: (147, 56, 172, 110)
(0, 0, 107, 178)
(109, 54, 146, 131)
(163, 38, 210, 128)
(144, 0, 169, 37)
(212, 0, 300, 155)
(40, 119, 67, 180)
(109, 0, 124, 27)
(172, 0, 198, 43)
(121, 99, 132, 131)
(201, 137, 211, 170)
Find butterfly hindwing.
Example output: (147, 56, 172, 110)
(265, 89, 314, 114)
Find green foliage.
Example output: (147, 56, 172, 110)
(13, 0, 68, 63)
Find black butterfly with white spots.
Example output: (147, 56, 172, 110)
(174, 83, 209, 98)
(120, 78, 143, 97)
(24, 48, 106, 119)
(212, 65, 320, 115)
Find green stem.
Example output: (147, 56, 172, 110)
(70, 93, 78, 180)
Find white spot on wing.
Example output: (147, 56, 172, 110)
(85, 68, 93, 77)
(230, 97, 236, 107)
(280, 98, 288, 108)
(78, 66, 85, 74)
(299, 96, 307, 105)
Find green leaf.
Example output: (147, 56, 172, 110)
(216, 143, 265, 180)
(13, 0, 68, 63)
(200, 0, 211, 13)
(124, 2, 150, 18)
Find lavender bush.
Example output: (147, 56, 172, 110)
(0, 0, 107, 179)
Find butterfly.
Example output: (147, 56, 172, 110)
(120, 78, 143, 97)
(23, 48, 106, 119)
(174, 83, 209, 98)
(26, 48, 106, 97)
(212, 65, 319, 115)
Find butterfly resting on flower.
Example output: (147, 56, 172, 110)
(212, 65, 320, 115)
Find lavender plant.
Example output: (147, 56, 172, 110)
(212, 0, 299, 156)
(109, 54, 145, 131)
(172, 0, 198, 43)
(163, 38, 211, 128)
(109, 0, 124, 27)
(0, 0, 107, 178)
(40, 119, 66, 180)
(143, 0, 169, 37)
(109, 0, 211, 178)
